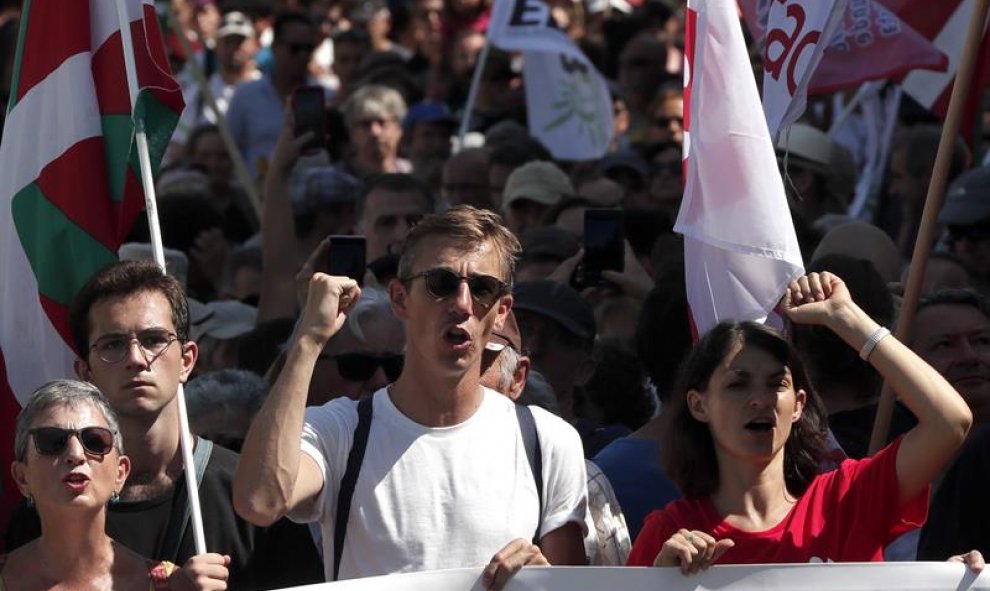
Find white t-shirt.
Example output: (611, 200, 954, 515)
(291, 387, 588, 581)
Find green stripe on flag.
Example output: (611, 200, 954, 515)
(101, 114, 133, 202)
(134, 91, 181, 176)
(6, 0, 33, 114)
(12, 184, 117, 305)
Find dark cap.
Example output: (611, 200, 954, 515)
(520, 227, 580, 262)
(512, 280, 596, 342)
(290, 166, 362, 214)
(940, 166, 990, 226)
(487, 309, 523, 352)
(402, 101, 457, 134)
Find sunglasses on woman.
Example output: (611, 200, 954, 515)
(403, 268, 507, 308)
(330, 353, 404, 382)
(29, 426, 115, 457)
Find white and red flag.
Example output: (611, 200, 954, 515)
(678, 0, 804, 338)
(897, 0, 990, 144)
(740, 0, 949, 96)
(0, 0, 183, 531)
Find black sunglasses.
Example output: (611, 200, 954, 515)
(331, 353, 404, 382)
(403, 268, 507, 307)
(29, 426, 115, 457)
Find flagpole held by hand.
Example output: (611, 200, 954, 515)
(868, 0, 990, 456)
(458, 41, 491, 149)
(113, 0, 207, 556)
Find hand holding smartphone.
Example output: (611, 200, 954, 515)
(578, 208, 625, 288)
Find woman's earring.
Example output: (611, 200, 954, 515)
(109, 490, 120, 504)
(25, 494, 35, 508)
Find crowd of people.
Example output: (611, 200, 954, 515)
(2, 0, 990, 588)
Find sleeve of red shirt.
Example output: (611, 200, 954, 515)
(837, 435, 930, 544)
(627, 509, 679, 566)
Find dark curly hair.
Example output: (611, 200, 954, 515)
(660, 321, 829, 498)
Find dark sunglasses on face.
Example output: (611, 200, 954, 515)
(655, 115, 684, 128)
(331, 353, 404, 382)
(29, 426, 115, 457)
(90, 328, 178, 365)
(403, 268, 507, 307)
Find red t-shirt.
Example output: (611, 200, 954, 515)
(627, 437, 929, 566)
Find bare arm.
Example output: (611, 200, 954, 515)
(783, 272, 972, 502)
(540, 522, 587, 565)
(256, 112, 312, 323)
(234, 274, 360, 525)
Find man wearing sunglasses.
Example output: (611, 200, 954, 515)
(236, 206, 588, 587)
(6, 260, 323, 590)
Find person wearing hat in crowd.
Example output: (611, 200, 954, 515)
(516, 227, 581, 282)
(443, 147, 493, 210)
(502, 161, 576, 238)
(938, 166, 990, 293)
(402, 100, 457, 175)
(190, 299, 259, 375)
(177, 10, 260, 139)
(512, 280, 629, 457)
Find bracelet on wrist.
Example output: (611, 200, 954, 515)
(859, 327, 891, 361)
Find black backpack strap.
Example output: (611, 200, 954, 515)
(333, 395, 374, 581)
(159, 436, 213, 562)
(515, 404, 543, 545)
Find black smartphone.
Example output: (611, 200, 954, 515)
(293, 86, 326, 149)
(328, 235, 367, 285)
(582, 208, 625, 284)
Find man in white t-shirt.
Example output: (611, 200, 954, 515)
(234, 206, 588, 586)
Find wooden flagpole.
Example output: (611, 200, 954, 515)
(868, 0, 990, 455)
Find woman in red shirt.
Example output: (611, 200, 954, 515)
(627, 272, 973, 572)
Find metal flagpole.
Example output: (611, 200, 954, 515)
(457, 41, 492, 149)
(113, 0, 207, 554)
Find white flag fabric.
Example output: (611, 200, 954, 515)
(761, 0, 848, 140)
(678, 0, 804, 337)
(487, 0, 613, 160)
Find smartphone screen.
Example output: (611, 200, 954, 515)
(293, 86, 326, 149)
(583, 209, 625, 283)
(328, 235, 367, 285)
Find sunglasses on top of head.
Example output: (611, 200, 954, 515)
(29, 426, 115, 457)
(402, 268, 507, 307)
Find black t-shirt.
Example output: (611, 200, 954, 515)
(4, 441, 323, 590)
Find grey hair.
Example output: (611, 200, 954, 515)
(343, 84, 408, 129)
(494, 346, 522, 393)
(344, 287, 403, 345)
(15, 380, 124, 461)
(185, 369, 268, 420)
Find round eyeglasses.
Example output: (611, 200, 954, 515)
(90, 328, 179, 364)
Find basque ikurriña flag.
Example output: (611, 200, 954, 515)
(0, 0, 183, 534)
(678, 0, 804, 338)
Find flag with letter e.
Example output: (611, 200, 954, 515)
(0, 0, 183, 530)
(678, 0, 804, 338)
(487, 0, 613, 160)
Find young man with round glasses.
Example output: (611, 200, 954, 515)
(235, 206, 588, 586)
(5, 260, 323, 590)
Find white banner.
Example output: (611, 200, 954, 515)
(276, 563, 990, 591)
(761, 0, 848, 141)
(487, 0, 613, 160)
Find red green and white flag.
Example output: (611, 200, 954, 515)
(0, 0, 183, 535)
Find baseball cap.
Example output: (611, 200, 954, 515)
(191, 300, 257, 341)
(520, 227, 580, 261)
(776, 123, 833, 169)
(503, 161, 575, 211)
(290, 166, 362, 215)
(512, 280, 596, 342)
(218, 12, 253, 39)
(486, 310, 523, 352)
(939, 166, 990, 226)
(402, 101, 457, 134)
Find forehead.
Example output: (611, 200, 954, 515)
(719, 343, 788, 376)
(410, 234, 500, 275)
(915, 304, 990, 341)
(33, 400, 107, 429)
(364, 189, 426, 218)
(88, 290, 176, 336)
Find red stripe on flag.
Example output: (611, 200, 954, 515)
(881, 0, 961, 40)
(91, 8, 183, 116)
(0, 350, 24, 551)
(39, 294, 76, 357)
(35, 137, 123, 247)
(15, 0, 89, 102)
